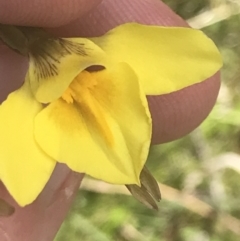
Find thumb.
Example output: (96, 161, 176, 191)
(0, 0, 102, 27)
(0, 164, 83, 241)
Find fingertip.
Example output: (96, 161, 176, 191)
(0, 164, 83, 240)
(0, 0, 102, 27)
(149, 73, 221, 144)
(49, 0, 188, 37)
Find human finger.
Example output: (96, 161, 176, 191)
(0, 164, 83, 241)
(0, 0, 102, 27)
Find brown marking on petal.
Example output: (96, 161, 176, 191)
(30, 38, 90, 80)
(12, 26, 92, 80)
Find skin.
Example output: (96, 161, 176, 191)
(0, 0, 220, 240)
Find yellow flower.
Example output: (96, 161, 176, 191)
(0, 23, 222, 206)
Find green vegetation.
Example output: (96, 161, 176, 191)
(55, 1, 240, 240)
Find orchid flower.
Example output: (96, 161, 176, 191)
(0, 23, 222, 207)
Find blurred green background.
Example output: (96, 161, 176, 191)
(55, 1, 240, 240)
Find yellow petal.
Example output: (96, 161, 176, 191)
(0, 83, 56, 206)
(91, 23, 222, 95)
(28, 38, 109, 103)
(34, 63, 151, 184)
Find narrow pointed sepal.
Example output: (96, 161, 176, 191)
(126, 184, 159, 210)
(140, 167, 161, 201)
(126, 166, 161, 210)
(0, 24, 29, 55)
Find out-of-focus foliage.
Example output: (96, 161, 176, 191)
(163, 0, 210, 19)
(55, 1, 240, 240)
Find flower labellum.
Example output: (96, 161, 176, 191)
(0, 23, 222, 207)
